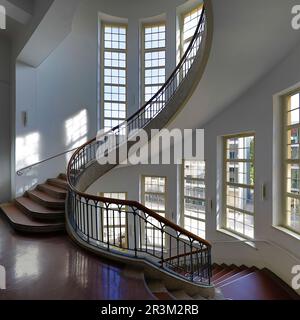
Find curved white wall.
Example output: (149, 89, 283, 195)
(14, 0, 197, 195)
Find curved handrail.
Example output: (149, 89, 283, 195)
(67, 6, 212, 285)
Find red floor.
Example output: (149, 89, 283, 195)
(0, 218, 153, 300)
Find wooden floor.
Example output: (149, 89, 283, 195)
(0, 217, 153, 300)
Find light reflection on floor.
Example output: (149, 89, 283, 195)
(0, 218, 153, 300)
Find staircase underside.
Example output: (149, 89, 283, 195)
(0, 173, 67, 233)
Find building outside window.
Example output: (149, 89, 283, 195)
(284, 91, 300, 233)
(100, 192, 127, 248)
(183, 160, 206, 239)
(142, 176, 166, 247)
(224, 134, 255, 239)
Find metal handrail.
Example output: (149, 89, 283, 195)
(17, 146, 79, 176)
(66, 7, 211, 285)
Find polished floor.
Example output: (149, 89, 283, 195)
(0, 217, 153, 300)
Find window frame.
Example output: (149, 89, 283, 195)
(141, 175, 167, 248)
(99, 192, 128, 248)
(100, 22, 128, 132)
(222, 132, 256, 240)
(141, 21, 166, 106)
(283, 90, 300, 234)
(179, 3, 204, 59)
(181, 160, 206, 239)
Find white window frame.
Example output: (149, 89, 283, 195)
(182, 160, 206, 239)
(101, 22, 128, 132)
(141, 175, 167, 248)
(179, 4, 203, 59)
(99, 192, 128, 248)
(223, 133, 255, 239)
(283, 90, 300, 234)
(141, 22, 166, 107)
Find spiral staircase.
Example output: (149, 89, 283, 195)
(1, 3, 298, 300)
(65, 7, 216, 299)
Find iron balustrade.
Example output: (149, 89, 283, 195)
(67, 7, 212, 285)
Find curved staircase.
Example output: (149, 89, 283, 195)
(65, 5, 214, 299)
(0, 173, 66, 233)
(1, 1, 298, 300)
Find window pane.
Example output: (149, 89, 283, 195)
(102, 192, 127, 247)
(183, 160, 206, 238)
(143, 176, 166, 247)
(287, 164, 300, 195)
(103, 24, 127, 131)
(225, 135, 255, 239)
(182, 5, 203, 59)
(143, 23, 166, 103)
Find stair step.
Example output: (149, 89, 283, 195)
(58, 173, 67, 181)
(192, 293, 207, 300)
(212, 265, 222, 276)
(214, 268, 240, 285)
(27, 189, 65, 209)
(15, 196, 64, 221)
(146, 280, 175, 300)
(169, 290, 193, 300)
(47, 178, 68, 190)
(219, 270, 294, 300)
(212, 267, 232, 281)
(38, 183, 67, 199)
(0, 203, 65, 233)
(217, 268, 255, 287)
(260, 268, 300, 300)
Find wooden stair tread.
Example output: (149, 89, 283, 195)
(38, 183, 67, 199)
(154, 292, 175, 300)
(169, 290, 193, 300)
(48, 178, 68, 190)
(214, 268, 240, 285)
(15, 197, 64, 215)
(212, 265, 223, 276)
(0, 203, 64, 229)
(212, 267, 232, 281)
(58, 173, 67, 181)
(219, 270, 294, 300)
(28, 190, 65, 207)
(217, 268, 255, 287)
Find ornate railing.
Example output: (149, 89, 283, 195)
(67, 7, 212, 286)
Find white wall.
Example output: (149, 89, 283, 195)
(0, 36, 11, 202)
(14, 0, 195, 195)
(204, 39, 300, 292)
(87, 164, 179, 223)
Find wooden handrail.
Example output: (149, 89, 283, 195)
(67, 6, 211, 250)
